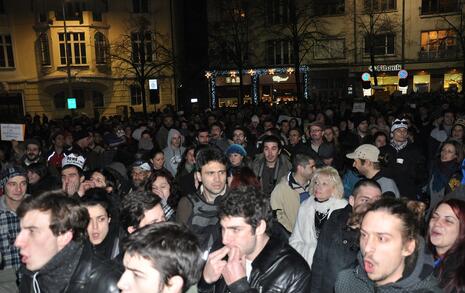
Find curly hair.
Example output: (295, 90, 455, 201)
(219, 185, 273, 235)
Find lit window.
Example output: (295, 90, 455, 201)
(59, 32, 87, 65)
(0, 34, 15, 68)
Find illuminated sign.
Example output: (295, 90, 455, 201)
(369, 64, 402, 72)
(149, 79, 158, 90)
(398, 70, 408, 79)
(361, 72, 371, 81)
(67, 98, 77, 109)
(272, 75, 289, 83)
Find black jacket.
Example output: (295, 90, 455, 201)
(198, 236, 311, 293)
(381, 143, 427, 200)
(20, 241, 121, 293)
(311, 205, 359, 293)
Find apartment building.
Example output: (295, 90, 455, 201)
(206, 0, 464, 106)
(0, 0, 179, 121)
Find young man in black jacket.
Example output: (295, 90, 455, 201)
(311, 179, 382, 293)
(15, 191, 121, 293)
(199, 186, 311, 293)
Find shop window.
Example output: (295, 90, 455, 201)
(266, 0, 290, 25)
(0, 34, 15, 68)
(93, 91, 104, 107)
(364, 33, 395, 56)
(364, 0, 396, 12)
(38, 33, 51, 66)
(94, 32, 108, 64)
(132, 0, 148, 13)
(421, 0, 459, 15)
(58, 32, 87, 65)
(131, 31, 153, 63)
(130, 85, 142, 105)
(266, 39, 293, 65)
(314, 0, 345, 16)
(314, 39, 345, 59)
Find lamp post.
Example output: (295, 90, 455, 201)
(62, 0, 72, 99)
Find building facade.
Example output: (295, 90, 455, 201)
(0, 0, 179, 121)
(206, 0, 464, 107)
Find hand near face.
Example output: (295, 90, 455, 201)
(203, 246, 230, 284)
(77, 180, 95, 197)
(222, 246, 246, 286)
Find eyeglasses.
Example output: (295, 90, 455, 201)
(392, 119, 408, 125)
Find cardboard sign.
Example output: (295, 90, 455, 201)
(352, 102, 366, 113)
(1, 124, 26, 141)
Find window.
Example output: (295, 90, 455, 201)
(420, 30, 457, 58)
(131, 31, 153, 63)
(364, 0, 396, 12)
(38, 33, 51, 66)
(130, 85, 142, 105)
(266, 0, 290, 25)
(266, 39, 293, 65)
(53, 90, 85, 109)
(421, 0, 459, 14)
(314, 0, 345, 16)
(0, 34, 15, 68)
(364, 33, 395, 56)
(94, 32, 108, 64)
(93, 91, 104, 107)
(56, 1, 86, 21)
(132, 0, 148, 13)
(314, 39, 345, 59)
(58, 32, 87, 65)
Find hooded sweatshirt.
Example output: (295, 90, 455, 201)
(335, 237, 442, 293)
(163, 129, 185, 176)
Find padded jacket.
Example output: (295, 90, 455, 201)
(198, 236, 311, 293)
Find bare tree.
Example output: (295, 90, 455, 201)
(436, 0, 465, 79)
(208, 0, 253, 106)
(110, 16, 174, 117)
(258, 0, 329, 102)
(353, 2, 400, 86)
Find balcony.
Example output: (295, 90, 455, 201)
(418, 47, 460, 60)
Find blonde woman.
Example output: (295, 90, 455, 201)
(290, 166, 348, 267)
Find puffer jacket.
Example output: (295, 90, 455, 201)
(198, 236, 311, 293)
(334, 237, 442, 293)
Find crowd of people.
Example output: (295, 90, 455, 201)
(0, 93, 465, 292)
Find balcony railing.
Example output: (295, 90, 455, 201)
(418, 48, 461, 60)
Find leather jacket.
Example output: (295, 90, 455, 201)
(198, 236, 311, 293)
(20, 242, 122, 293)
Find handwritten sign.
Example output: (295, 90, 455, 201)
(352, 102, 366, 113)
(1, 124, 25, 141)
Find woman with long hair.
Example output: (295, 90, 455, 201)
(290, 166, 348, 267)
(428, 199, 465, 292)
(145, 169, 181, 221)
(428, 140, 463, 213)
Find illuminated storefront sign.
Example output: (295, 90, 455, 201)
(368, 64, 402, 72)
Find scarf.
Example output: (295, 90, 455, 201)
(390, 140, 408, 152)
(431, 160, 458, 192)
(22, 241, 82, 293)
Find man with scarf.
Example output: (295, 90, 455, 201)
(380, 118, 427, 200)
(15, 191, 121, 293)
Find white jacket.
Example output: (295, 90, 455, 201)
(289, 196, 347, 267)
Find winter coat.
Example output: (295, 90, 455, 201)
(289, 196, 348, 267)
(163, 129, 185, 176)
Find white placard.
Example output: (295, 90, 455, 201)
(1, 124, 26, 141)
(352, 102, 366, 113)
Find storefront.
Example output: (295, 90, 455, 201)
(205, 66, 310, 108)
